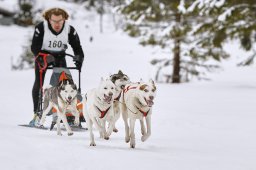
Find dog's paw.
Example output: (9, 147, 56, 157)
(125, 136, 130, 143)
(90, 142, 96, 146)
(130, 142, 136, 148)
(141, 135, 147, 142)
(113, 128, 118, 133)
(104, 136, 109, 140)
(68, 132, 74, 136)
(57, 132, 63, 136)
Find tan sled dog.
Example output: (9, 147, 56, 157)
(121, 79, 156, 148)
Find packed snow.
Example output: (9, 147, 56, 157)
(0, 1, 255, 170)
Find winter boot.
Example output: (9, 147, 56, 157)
(29, 113, 39, 127)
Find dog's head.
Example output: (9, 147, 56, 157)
(136, 79, 156, 107)
(110, 70, 130, 91)
(58, 79, 78, 104)
(97, 77, 116, 104)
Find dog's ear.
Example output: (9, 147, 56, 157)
(139, 84, 147, 91)
(118, 70, 123, 75)
(72, 84, 77, 90)
(58, 80, 64, 87)
(149, 79, 155, 85)
(68, 79, 74, 85)
(149, 79, 156, 90)
(110, 74, 118, 83)
(58, 81, 65, 91)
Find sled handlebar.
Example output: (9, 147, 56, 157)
(46, 53, 80, 70)
(46, 53, 82, 93)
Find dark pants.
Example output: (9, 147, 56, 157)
(32, 57, 67, 113)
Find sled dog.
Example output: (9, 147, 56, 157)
(109, 70, 130, 133)
(83, 78, 116, 146)
(121, 79, 156, 148)
(39, 79, 80, 136)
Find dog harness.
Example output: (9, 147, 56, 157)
(136, 106, 150, 117)
(95, 106, 111, 119)
(114, 92, 122, 101)
(123, 85, 137, 93)
(123, 85, 150, 116)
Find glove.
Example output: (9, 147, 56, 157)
(73, 55, 84, 69)
(36, 53, 55, 67)
(46, 54, 55, 66)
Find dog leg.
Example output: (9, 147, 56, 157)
(121, 106, 130, 143)
(60, 111, 73, 136)
(72, 107, 80, 126)
(141, 115, 151, 142)
(102, 120, 108, 140)
(88, 118, 96, 146)
(140, 119, 146, 136)
(84, 109, 96, 146)
(56, 115, 62, 136)
(112, 112, 120, 133)
(91, 117, 104, 134)
(106, 117, 115, 139)
(129, 118, 136, 148)
(39, 103, 53, 127)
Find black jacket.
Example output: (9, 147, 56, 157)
(31, 21, 84, 59)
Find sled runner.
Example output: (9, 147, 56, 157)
(18, 124, 87, 132)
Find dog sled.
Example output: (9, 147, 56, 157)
(19, 52, 86, 131)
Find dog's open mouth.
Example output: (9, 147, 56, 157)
(103, 94, 112, 104)
(66, 98, 72, 105)
(145, 97, 154, 107)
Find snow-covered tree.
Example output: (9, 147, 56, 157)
(191, 0, 256, 66)
(15, 0, 34, 26)
(119, 0, 230, 83)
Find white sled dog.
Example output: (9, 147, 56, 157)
(83, 78, 116, 146)
(121, 79, 156, 148)
(109, 70, 130, 133)
(39, 79, 80, 136)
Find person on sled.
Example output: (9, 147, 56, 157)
(29, 8, 84, 126)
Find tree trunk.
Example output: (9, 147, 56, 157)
(99, 0, 104, 33)
(172, 39, 180, 83)
(172, 13, 181, 83)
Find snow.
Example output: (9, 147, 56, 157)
(0, 1, 256, 170)
(0, 0, 18, 13)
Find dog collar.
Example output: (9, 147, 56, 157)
(95, 106, 111, 119)
(114, 92, 122, 101)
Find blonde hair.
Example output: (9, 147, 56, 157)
(42, 8, 69, 20)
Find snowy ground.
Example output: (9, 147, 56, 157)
(0, 1, 256, 170)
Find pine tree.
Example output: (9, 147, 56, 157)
(119, 0, 229, 83)
(191, 0, 256, 66)
(15, 0, 34, 26)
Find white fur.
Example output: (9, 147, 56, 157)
(39, 82, 80, 136)
(83, 78, 116, 146)
(121, 79, 156, 148)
